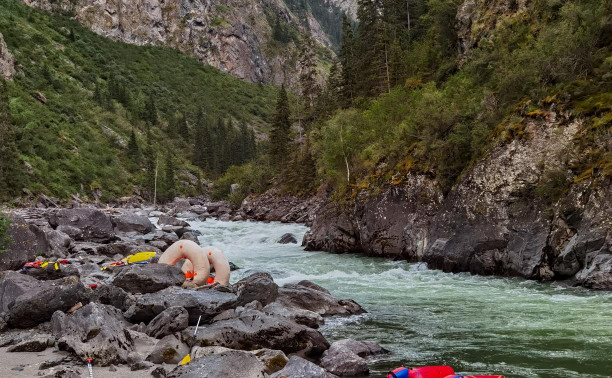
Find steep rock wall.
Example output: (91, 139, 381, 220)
(0, 32, 16, 80)
(303, 112, 612, 289)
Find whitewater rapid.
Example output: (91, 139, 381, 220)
(189, 219, 612, 378)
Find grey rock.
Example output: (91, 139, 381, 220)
(23, 263, 80, 280)
(145, 306, 189, 339)
(167, 349, 266, 378)
(130, 360, 154, 371)
(579, 254, 612, 290)
(51, 303, 134, 366)
(0, 273, 90, 328)
(0, 216, 49, 271)
(45, 229, 72, 258)
(278, 233, 298, 244)
(0, 32, 16, 80)
(7, 335, 54, 352)
(112, 264, 185, 294)
(124, 286, 237, 324)
(180, 232, 199, 244)
(262, 302, 323, 329)
(233, 272, 278, 307)
(277, 281, 365, 316)
(91, 283, 133, 311)
(112, 213, 155, 234)
(184, 309, 329, 358)
(49, 208, 115, 242)
(269, 356, 338, 378)
(320, 339, 388, 377)
(146, 334, 190, 364)
(151, 366, 168, 378)
(190, 346, 288, 375)
(157, 215, 189, 228)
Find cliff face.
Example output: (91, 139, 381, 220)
(0, 32, 15, 80)
(303, 111, 611, 289)
(19, 0, 339, 85)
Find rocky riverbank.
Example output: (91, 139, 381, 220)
(0, 202, 385, 377)
(300, 113, 612, 290)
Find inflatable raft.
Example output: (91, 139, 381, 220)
(388, 366, 504, 378)
(158, 240, 230, 286)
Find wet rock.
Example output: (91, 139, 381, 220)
(39, 357, 72, 370)
(158, 215, 189, 228)
(90, 283, 133, 311)
(320, 339, 388, 376)
(49, 208, 115, 242)
(0, 273, 90, 328)
(7, 335, 54, 352)
(229, 262, 240, 271)
(112, 214, 155, 234)
(262, 302, 323, 329)
(180, 232, 199, 244)
(130, 360, 154, 371)
(51, 303, 134, 366)
(269, 355, 337, 378)
(167, 349, 266, 378)
(302, 202, 360, 254)
(233, 272, 278, 307)
(0, 216, 49, 270)
(124, 286, 237, 324)
(112, 264, 185, 294)
(151, 366, 168, 378)
(278, 233, 297, 244)
(240, 188, 325, 224)
(579, 254, 612, 290)
(277, 281, 365, 316)
(145, 306, 189, 339)
(185, 309, 329, 358)
(146, 334, 190, 364)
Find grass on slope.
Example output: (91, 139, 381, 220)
(0, 0, 278, 200)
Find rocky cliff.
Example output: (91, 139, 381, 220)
(19, 0, 343, 85)
(0, 32, 16, 80)
(303, 107, 611, 289)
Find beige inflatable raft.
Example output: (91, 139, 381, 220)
(158, 240, 230, 286)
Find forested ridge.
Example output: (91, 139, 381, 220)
(217, 0, 611, 205)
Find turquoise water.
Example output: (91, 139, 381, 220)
(189, 219, 612, 378)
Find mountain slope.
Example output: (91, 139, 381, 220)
(19, 0, 347, 85)
(0, 0, 278, 201)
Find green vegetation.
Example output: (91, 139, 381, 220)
(0, 214, 11, 253)
(0, 0, 278, 201)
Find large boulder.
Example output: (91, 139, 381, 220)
(190, 346, 288, 375)
(278, 233, 298, 244)
(0, 272, 90, 328)
(277, 281, 365, 316)
(45, 229, 72, 258)
(90, 284, 133, 311)
(51, 303, 134, 366)
(22, 263, 80, 280)
(233, 272, 279, 307)
(0, 216, 49, 271)
(145, 306, 189, 338)
(168, 349, 266, 378)
(578, 254, 612, 290)
(269, 356, 338, 378)
(49, 208, 115, 242)
(124, 286, 237, 324)
(157, 215, 189, 228)
(112, 214, 155, 234)
(262, 302, 324, 329)
(320, 339, 388, 377)
(146, 334, 190, 364)
(112, 264, 185, 294)
(184, 309, 329, 357)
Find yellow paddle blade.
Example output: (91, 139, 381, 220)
(178, 354, 191, 366)
(41, 262, 49, 268)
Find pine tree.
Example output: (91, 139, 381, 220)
(143, 134, 157, 202)
(298, 35, 319, 115)
(163, 149, 176, 201)
(0, 81, 24, 201)
(193, 108, 208, 170)
(269, 86, 291, 169)
(339, 13, 356, 104)
(143, 92, 158, 126)
(178, 113, 189, 141)
(127, 128, 140, 159)
(354, 0, 388, 96)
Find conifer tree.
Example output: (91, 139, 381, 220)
(164, 149, 176, 201)
(143, 92, 158, 126)
(0, 81, 24, 201)
(339, 13, 356, 104)
(193, 108, 209, 171)
(143, 134, 157, 202)
(298, 35, 319, 114)
(178, 113, 189, 141)
(127, 128, 140, 159)
(269, 86, 291, 168)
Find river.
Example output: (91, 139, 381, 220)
(188, 219, 612, 378)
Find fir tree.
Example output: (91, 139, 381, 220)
(0, 81, 24, 201)
(193, 108, 209, 170)
(144, 134, 157, 202)
(298, 35, 319, 115)
(178, 113, 189, 141)
(127, 128, 140, 159)
(143, 92, 158, 126)
(269, 86, 291, 168)
(163, 149, 176, 201)
(339, 13, 356, 105)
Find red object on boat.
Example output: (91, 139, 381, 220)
(443, 376, 504, 378)
(207, 277, 215, 284)
(89, 284, 98, 289)
(410, 366, 455, 378)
